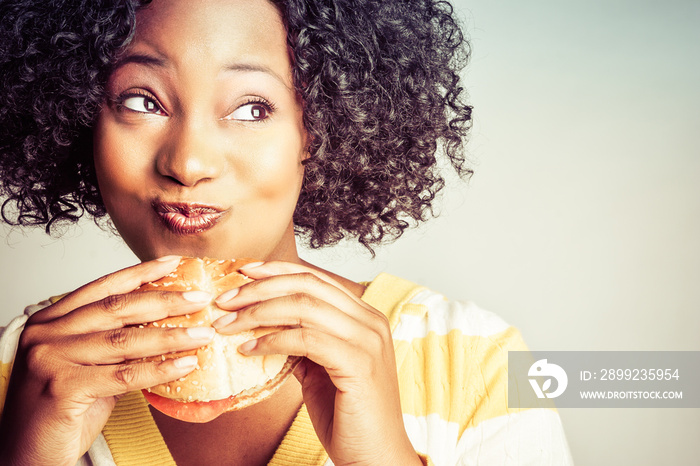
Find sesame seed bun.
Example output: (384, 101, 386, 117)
(132, 257, 300, 422)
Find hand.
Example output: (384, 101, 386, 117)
(213, 261, 423, 466)
(0, 257, 215, 466)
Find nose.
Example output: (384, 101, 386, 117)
(156, 117, 224, 187)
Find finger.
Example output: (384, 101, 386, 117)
(82, 356, 199, 399)
(237, 327, 368, 379)
(29, 256, 183, 325)
(213, 293, 362, 341)
(235, 261, 366, 305)
(60, 326, 215, 365)
(53, 289, 212, 335)
(215, 269, 378, 324)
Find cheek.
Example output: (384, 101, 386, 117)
(242, 124, 305, 202)
(256, 155, 304, 201)
(93, 115, 153, 200)
(93, 116, 119, 203)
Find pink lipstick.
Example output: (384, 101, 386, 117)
(153, 201, 227, 235)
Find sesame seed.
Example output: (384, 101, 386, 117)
(138, 325, 144, 329)
(166, 386, 171, 393)
(161, 355, 166, 361)
(185, 314, 191, 319)
(153, 322, 159, 327)
(176, 386, 182, 393)
(192, 380, 199, 385)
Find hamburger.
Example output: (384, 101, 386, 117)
(132, 257, 300, 423)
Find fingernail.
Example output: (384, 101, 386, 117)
(173, 355, 198, 369)
(239, 261, 264, 271)
(239, 339, 257, 353)
(216, 288, 239, 304)
(156, 255, 181, 263)
(182, 291, 212, 303)
(212, 312, 237, 329)
(186, 326, 215, 340)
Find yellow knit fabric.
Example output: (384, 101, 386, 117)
(102, 391, 177, 466)
(102, 391, 328, 466)
(0, 361, 11, 418)
(267, 404, 327, 466)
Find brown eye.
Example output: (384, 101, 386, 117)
(229, 102, 270, 121)
(120, 95, 165, 115)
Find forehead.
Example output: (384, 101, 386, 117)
(126, 0, 290, 78)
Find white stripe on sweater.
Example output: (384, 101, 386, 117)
(392, 290, 511, 341)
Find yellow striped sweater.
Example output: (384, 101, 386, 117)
(0, 273, 573, 465)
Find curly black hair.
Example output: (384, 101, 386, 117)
(0, 0, 472, 253)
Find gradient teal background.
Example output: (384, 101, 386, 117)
(2, 0, 699, 464)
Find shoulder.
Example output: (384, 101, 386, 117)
(362, 273, 574, 465)
(361, 272, 524, 347)
(396, 287, 521, 343)
(1, 298, 55, 411)
(379, 279, 529, 404)
(1, 295, 63, 355)
(1, 298, 52, 355)
(0, 297, 55, 341)
(362, 273, 529, 419)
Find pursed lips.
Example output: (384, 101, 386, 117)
(152, 201, 227, 235)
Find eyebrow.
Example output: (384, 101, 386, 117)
(224, 62, 287, 86)
(112, 52, 288, 86)
(112, 52, 167, 71)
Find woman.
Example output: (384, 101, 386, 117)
(0, 0, 572, 464)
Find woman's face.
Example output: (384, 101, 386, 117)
(93, 0, 306, 262)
